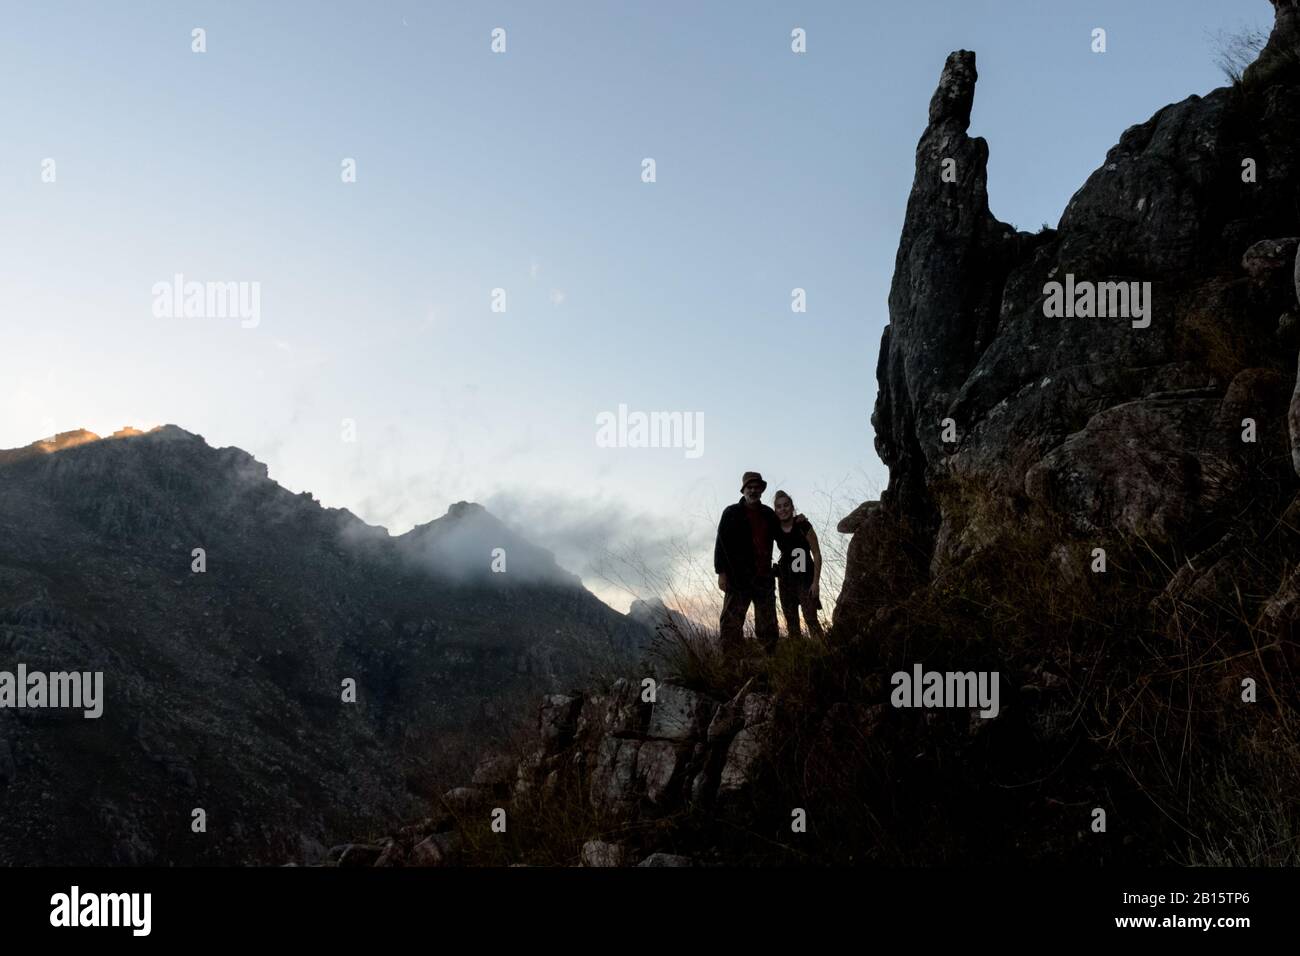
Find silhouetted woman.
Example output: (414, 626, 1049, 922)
(772, 490, 825, 642)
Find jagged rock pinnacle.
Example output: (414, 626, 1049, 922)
(869, 50, 1031, 538)
(927, 50, 977, 129)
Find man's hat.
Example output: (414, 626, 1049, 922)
(740, 471, 768, 492)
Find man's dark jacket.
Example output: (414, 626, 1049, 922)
(714, 497, 779, 588)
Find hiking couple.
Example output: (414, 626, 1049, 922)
(713, 471, 825, 652)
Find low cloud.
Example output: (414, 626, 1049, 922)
(481, 489, 710, 608)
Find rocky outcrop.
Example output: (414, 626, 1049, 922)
(338, 676, 802, 867)
(840, 1, 1300, 633)
(559, 679, 769, 818)
(1242, 237, 1299, 279)
(580, 840, 627, 867)
(869, 50, 1041, 545)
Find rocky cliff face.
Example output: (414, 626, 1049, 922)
(840, 2, 1300, 634)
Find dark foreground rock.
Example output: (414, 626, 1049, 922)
(842, 2, 1300, 639)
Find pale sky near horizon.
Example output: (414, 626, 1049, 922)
(0, 1, 1273, 610)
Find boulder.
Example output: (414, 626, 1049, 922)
(837, 500, 880, 534)
(718, 723, 775, 797)
(833, 501, 928, 639)
(580, 678, 650, 739)
(512, 749, 545, 800)
(590, 736, 642, 815)
(1242, 237, 1300, 280)
(647, 683, 718, 741)
(471, 754, 516, 788)
(1024, 396, 1217, 541)
(580, 840, 628, 867)
(635, 740, 687, 805)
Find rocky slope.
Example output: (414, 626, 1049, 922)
(323, 679, 790, 868)
(0, 426, 647, 865)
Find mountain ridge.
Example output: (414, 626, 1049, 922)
(0, 424, 648, 864)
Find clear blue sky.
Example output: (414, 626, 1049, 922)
(0, 0, 1273, 608)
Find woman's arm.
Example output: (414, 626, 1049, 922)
(715, 509, 729, 591)
(807, 527, 823, 593)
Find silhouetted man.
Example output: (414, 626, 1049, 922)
(714, 471, 779, 653)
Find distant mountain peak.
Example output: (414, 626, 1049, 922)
(398, 499, 579, 587)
